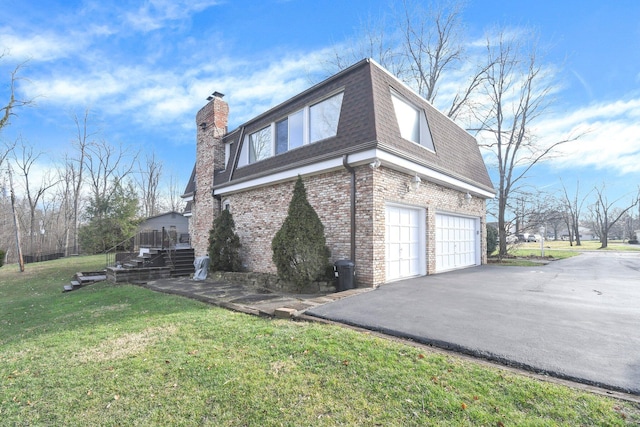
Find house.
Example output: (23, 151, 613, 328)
(136, 211, 190, 249)
(560, 226, 596, 241)
(182, 58, 495, 288)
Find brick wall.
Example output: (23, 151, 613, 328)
(192, 94, 228, 257)
(371, 167, 487, 286)
(223, 171, 352, 274)
(218, 165, 487, 288)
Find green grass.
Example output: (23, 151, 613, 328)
(1, 256, 639, 425)
(518, 239, 640, 252)
(491, 239, 640, 263)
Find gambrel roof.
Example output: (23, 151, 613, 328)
(189, 58, 494, 198)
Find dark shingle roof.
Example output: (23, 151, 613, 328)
(181, 165, 196, 198)
(211, 59, 493, 193)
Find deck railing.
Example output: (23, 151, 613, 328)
(104, 229, 191, 269)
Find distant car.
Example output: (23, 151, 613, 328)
(506, 235, 518, 244)
(525, 234, 541, 242)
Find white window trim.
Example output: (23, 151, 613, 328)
(238, 90, 344, 166)
(390, 89, 435, 152)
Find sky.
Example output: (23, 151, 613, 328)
(0, 0, 639, 211)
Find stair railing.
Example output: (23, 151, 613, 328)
(104, 235, 136, 269)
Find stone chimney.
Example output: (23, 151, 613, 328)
(192, 92, 228, 257)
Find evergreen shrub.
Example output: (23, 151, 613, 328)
(272, 176, 332, 290)
(208, 209, 242, 272)
(486, 224, 498, 255)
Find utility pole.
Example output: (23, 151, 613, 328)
(7, 165, 24, 272)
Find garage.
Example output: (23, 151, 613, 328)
(385, 205, 426, 282)
(435, 213, 480, 272)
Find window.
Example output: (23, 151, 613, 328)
(391, 91, 435, 151)
(310, 92, 343, 143)
(276, 110, 304, 154)
(240, 91, 344, 165)
(249, 126, 272, 163)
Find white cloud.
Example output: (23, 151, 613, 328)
(533, 98, 640, 174)
(124, 0, 222, 32)
(0, 27, 82, 62)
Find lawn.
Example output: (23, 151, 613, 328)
(490, 239, 640, 265)
(1, 256, 638, 425)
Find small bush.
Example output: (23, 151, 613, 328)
(0, 249, 5, 268)
(272, 176, 332, 290)
(486, 225, 498, 255)
(208, 209, 242, 272)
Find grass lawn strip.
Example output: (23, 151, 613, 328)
(1, 256, 638, 425)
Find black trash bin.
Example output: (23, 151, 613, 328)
(334, 260, 355, 291)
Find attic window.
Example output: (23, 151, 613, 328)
(238, 91, 344, 166)
(249, 126, 272, 163)
(309, 92, 343, 143)
(276, 110, 304, 154)
(391, 91, 435, 151)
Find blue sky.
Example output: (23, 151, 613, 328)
(1, 0, 639, 208)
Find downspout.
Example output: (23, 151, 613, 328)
(342, 155, 356, 262)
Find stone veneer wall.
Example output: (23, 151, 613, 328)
(218, 165, 486, 288)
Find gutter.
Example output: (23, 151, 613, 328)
(342, 155, 356, 262)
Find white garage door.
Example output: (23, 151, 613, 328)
(385, 205, 425, 282)
(435, 213, 480, 272)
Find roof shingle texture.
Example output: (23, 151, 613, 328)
(213, 59, 493, 193)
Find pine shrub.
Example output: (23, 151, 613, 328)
(272, 176, 331, 290)
(208, 209, 242, 272)
(486, 224, 498, 255)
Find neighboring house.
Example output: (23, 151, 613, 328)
(182, 58, 495, 287)
(560, 226, 596, 241)
(137, 211, 190, 248)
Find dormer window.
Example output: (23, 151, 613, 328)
(276, 110, 304, 154)
(391, 90, 435, 151)
(310, 93, 343, 143)
(249, 126, 272, 163)
(238, 91, 344, 166)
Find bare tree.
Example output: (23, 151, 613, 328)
(85, 139, 138, 220)
(64, 109, 96, 255)
(328, 12, 405, 78)
(474, 30, 578, 257)
(399, 0, 492, 119)
(0, 59, 29, 248)
(328, 0, 488, 119)
(559, 180, 591, 246)
(164, 171, 185, 213)
(589, 184, 639, 249)
(0, 59, 32, 135)
(135, 153, 163, 218)
(11, 139, 59, 255)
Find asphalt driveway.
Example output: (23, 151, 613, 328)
(307, 251, 640, 395)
